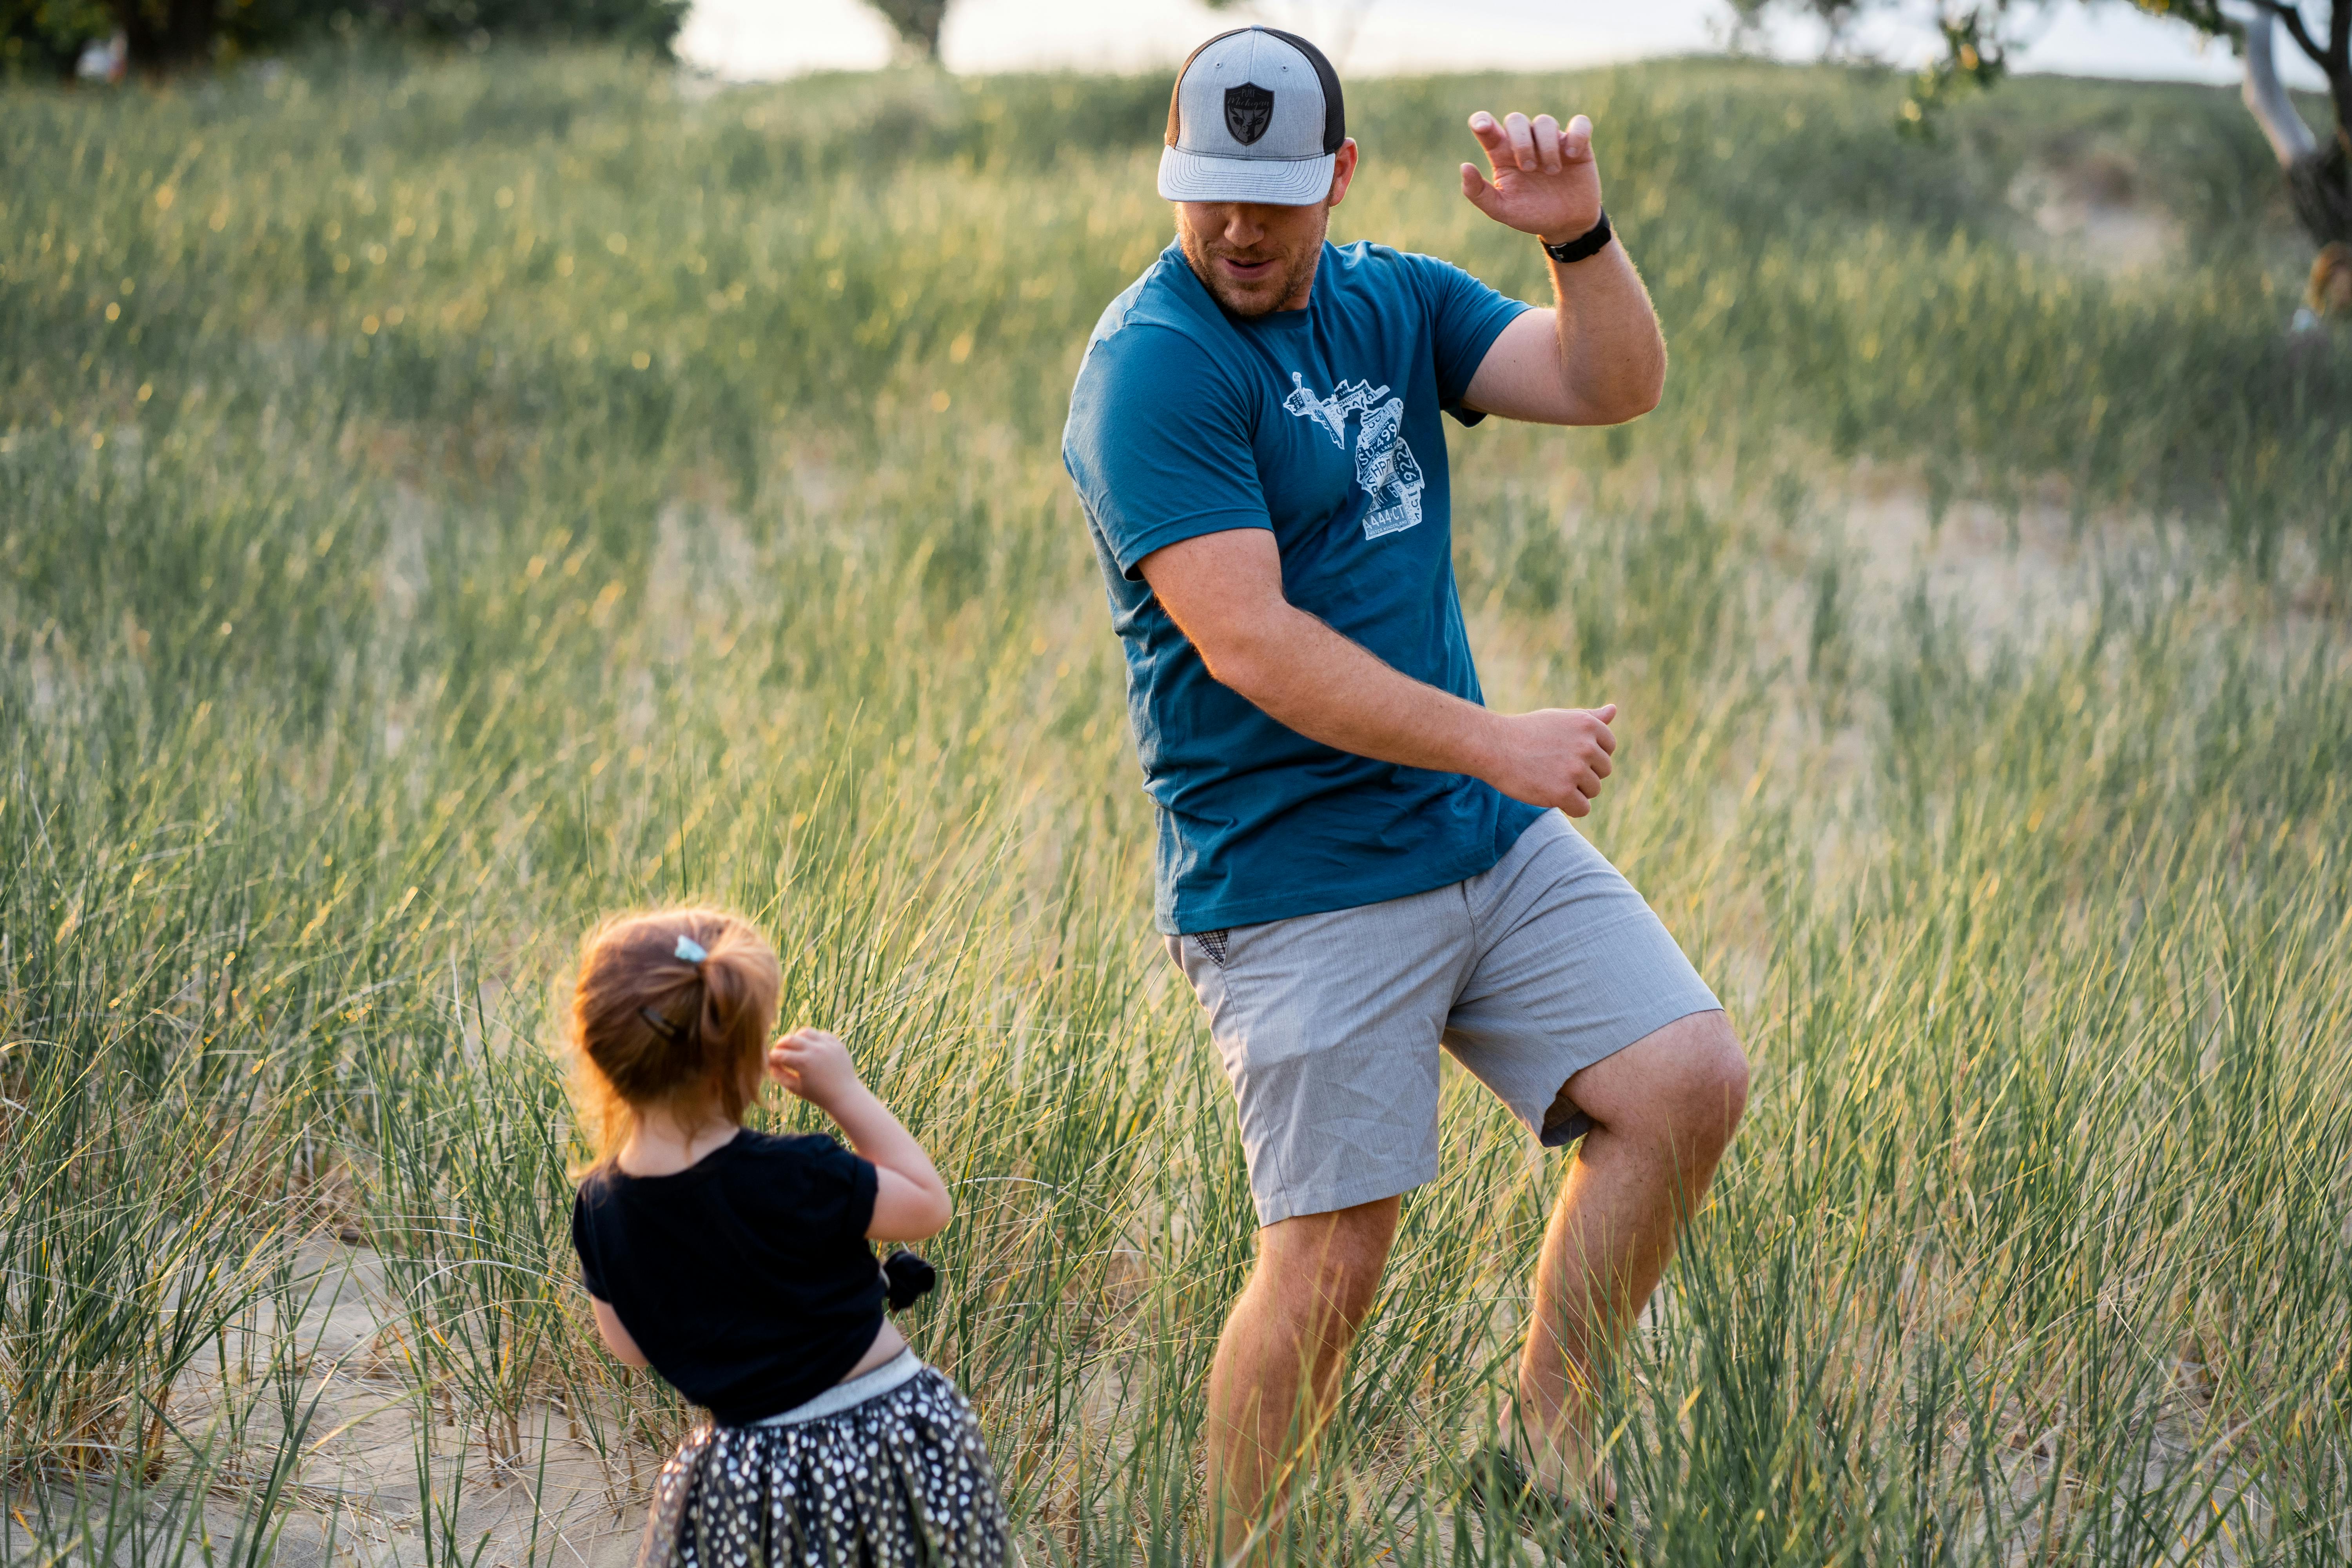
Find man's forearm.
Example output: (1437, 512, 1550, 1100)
(1213, 601, 1501, 780)
(1142, 527, 1615, 816)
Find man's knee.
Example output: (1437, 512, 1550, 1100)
(1573, 1009, 1748, 1154)
(1255, 1196, 1397, 1332)
(1677, 1011, 1749, 1139)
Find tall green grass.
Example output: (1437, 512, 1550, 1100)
(2, 42, 2347, 1566)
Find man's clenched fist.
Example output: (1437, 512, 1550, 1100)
(1480, 703, 1617, 816)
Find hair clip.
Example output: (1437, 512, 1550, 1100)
(639, 1006, 687, 1045)
(674, 934, 708, 963)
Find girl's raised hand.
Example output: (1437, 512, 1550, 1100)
(767, 1027, 860, 1109)
(772, 1027, 951, 1240)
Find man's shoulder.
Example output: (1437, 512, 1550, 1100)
(1326, 237, 1412, 272)
(1087, 252, 1177, 342)
(1322, 239, 1465, 301)
(1069, 256, 1249, 445)
(1080, 251, 1230, 375)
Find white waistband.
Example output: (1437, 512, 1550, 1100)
(751, 1349, 924, 1427)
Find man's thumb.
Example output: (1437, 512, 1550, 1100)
(1459, 163, 1503, 216)
(1593, 703, 1617, 722)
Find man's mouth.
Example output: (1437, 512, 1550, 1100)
(1218, 254, 1279, 283)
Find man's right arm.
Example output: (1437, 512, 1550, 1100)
(1138, 529, 1617, 817)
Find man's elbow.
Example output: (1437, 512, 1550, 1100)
(1610, 345, 1668, 421)
(1193, 629, 1278, 703)
(1581, 370, 1663, 426)
(1633, 343, 1669, 416)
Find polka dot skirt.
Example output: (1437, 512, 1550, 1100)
(634, 1369, 1011, 1568)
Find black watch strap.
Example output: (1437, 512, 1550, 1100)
(1541, 210, 1612, 265)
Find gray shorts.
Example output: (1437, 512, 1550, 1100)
(1167, 810, 1722, 1226)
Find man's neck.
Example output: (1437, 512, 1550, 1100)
(1177, 234, 1325, 318)
(1275, 256, 1319, 314)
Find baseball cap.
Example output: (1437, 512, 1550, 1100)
(1158, 27, 1347, 206)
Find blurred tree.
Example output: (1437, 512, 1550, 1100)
(862, 0, 947, 62)
(1733, 1, 2351, 254)
(1, 0, 114, 76)
(363, 0, 690, 52)
(113, 0, 228, 72)
(856, 0, 1374, 71)
(2, 0, 686, 78)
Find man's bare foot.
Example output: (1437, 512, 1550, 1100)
(1466, 1441, 1635, 1565)
(1502, 1417, 1618, 1512)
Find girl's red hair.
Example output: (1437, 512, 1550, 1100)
(568, 907, 781, 1167)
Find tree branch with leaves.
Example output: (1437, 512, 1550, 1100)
(1735, 0, 2350, 259)
(2, 0, 688, 79)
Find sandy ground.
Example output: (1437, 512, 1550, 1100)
(157, 1241, 646, 1568)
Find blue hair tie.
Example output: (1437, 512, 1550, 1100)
(674, 934, 708, 963)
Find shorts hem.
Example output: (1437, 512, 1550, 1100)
(1252, 1158, 1437, 1229)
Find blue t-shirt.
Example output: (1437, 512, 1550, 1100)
(1064, 238, 1542, 935)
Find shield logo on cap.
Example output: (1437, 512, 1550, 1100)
(1224, 82, 1274, 146)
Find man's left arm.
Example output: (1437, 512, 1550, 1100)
(1456, 110, 1665, 427)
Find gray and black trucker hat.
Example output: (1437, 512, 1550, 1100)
(1159, 27, 1346, 206)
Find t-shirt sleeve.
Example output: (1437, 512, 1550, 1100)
(570, 1187, 608, 1300)
(1064, 324, 1271, 581)
(1414, 253, 1534, 426)
(781, 1134, 880, 1241)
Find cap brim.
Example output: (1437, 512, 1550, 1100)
(1157, 145, 1336, 205)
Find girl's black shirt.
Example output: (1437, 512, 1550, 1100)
(571, 1129, 883, 1425)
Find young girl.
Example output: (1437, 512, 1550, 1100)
(566, 907, 1011, 1568)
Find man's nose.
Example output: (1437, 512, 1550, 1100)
(1221, 206, 1265, 247)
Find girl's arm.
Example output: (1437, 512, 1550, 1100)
(769, 1029, 953, 1241)
(590, 1295, 651, 1366)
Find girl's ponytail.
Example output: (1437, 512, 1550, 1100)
(691, 920, 777, 1082)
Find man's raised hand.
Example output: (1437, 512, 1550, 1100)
(1461, 111, 1604, 246)
(1482, 704, 1618, 817)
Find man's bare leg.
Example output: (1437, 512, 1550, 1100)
(1207, 1196, 1400, 1562)
(1509, 1010, 1748, 1502)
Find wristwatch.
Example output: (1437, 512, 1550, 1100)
(1541, 210, 1612, 265)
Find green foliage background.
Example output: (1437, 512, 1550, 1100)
(0, 0, 685, 77)
(0, 42, 2347, 1566)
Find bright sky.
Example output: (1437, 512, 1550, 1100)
(679, 0, 2327, 88)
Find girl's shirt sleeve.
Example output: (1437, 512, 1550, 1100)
(771, 1133, 879, 1241)
(570, 1187, 608, 1299)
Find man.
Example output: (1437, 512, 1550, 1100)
(1062, 26, 1748, 1555)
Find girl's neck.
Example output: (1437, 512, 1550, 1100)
(617, 1104, 743, 1177)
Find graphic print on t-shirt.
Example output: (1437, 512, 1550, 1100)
(1283, 372, 1426, 539)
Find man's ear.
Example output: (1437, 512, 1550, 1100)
(1326, 139, 1359, 208)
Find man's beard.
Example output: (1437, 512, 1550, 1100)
(1177, 209, 1329, 318)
